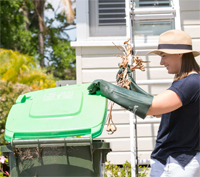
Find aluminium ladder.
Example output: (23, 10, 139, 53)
(125, 1, 181, 176)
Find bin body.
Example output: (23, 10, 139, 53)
(1, 140, 111, 177)
(1, 83, 111, 177)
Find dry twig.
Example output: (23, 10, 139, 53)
(106, 39, 150, 134)
(106, 101, 117, 134)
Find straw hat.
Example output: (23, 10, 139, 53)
(148, 30, 200, 57)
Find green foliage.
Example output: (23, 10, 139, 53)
(0, 49, 56, 89)
(0, 0, 37, 56)
(138, 165, 150, 177)
(47, 41, 76, 80)
(0, 152, 9, 176)
(0, 49, 56, 145)
(0, 0, 76, 80)
(44, 3, 76, 80)
(105, 161, 150, 177)
(0, 81, 37, 145)
(0, 172, 5, 177)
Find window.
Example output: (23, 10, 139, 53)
(89, 0, 126, 37)
(89, 0, 175, 37)
(134, 0, 175, 36)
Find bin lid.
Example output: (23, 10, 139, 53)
(5, 84, 107, 142)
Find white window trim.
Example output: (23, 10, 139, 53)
(89, 0, 126, 37)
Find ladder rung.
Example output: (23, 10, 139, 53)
(134, 14, 175, 21)
(136, 79, 173, 85)
(135, 43, 158, 49)
(133, 7, 176, 14)
(133, 118, 161, 124)
(134, 19, 174, 23)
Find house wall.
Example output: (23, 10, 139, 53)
(71, 0, 200, 165)
(180, 0, 200, 63)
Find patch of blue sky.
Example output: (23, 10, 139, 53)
(45, 0, 76, 41)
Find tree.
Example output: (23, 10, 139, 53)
(33, 0, 46, 67)
(47, 40, 76, 80)
(44, 1, 76, 80)
(28, 0, 76, 78)
(0, 0, 37, 56)
(0, 0, 76, 80)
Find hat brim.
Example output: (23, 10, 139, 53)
(148, 49, 200, 57)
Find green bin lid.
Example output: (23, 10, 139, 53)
(5, 83, 107, 142)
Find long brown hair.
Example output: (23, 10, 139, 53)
(174, 52, 200, 81)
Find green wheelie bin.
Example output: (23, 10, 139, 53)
(1, 83, 111, 177)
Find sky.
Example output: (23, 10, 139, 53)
(45, 0, 76, 41)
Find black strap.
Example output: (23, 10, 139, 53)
(158, 44, 192, 50)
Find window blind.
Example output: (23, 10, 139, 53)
(98, 0, 126, 26)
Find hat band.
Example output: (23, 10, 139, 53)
(158, 44, 192, 50)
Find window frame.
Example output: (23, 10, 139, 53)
(89, 0, 126, 37)
(75, 0, 180, 45)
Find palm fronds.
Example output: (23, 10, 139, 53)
(0, 48, 56, 89)
(61, 0, 75, 24)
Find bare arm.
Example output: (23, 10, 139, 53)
(147, 90, 182, 116)
(154, 115, 162, 118)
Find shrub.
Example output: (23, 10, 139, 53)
(0, 81, 37, 145)
(105, 161, 150, 177)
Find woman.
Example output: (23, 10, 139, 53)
(147, 30, 200, 177)
(88, 29, 200, 176)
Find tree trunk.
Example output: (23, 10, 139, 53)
(33, 0, 45, 68)
(22, 0, 29, 30)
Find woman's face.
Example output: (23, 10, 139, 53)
(160, 53, 183, 74)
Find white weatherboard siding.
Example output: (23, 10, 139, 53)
(180, 0, 200, 58)
(71, 0, 200, 165)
